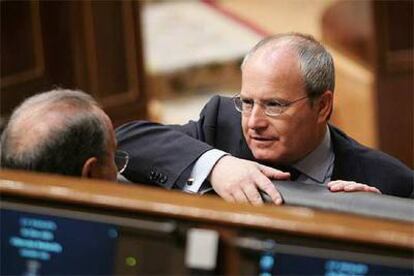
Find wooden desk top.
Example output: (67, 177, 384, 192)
(0, 169, 413, 249)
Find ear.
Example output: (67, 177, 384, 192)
(317, 90, 333, 123)
(81, 157, 99, 178)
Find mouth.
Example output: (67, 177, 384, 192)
(250, 135, 278, 142)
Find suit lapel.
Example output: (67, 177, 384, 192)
(330, 125, 364, 181)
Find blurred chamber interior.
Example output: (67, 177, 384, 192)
(1, 0, 413, 167)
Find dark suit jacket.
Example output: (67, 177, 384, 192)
(116, 95, 413, 198)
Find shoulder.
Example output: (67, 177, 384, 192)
(330, 125, 413, 196)
(202, 95, 235, 114)
(330, 125, 409, 169)
(199, 95, 247, 155)
(200, 95, 240, 126)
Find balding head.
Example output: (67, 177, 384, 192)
(242, 33, 335, 100)
(1, 89, 117, 180)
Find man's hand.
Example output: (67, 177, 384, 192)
(327, 180, 382, 194)
(209, 156, 290, 205)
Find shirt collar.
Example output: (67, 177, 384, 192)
(293, 127, 334, 183)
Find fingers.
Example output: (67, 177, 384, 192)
(259, 164, 290, 180)
(327, 181, 382, 194)
(216, 171, 281, 206)
(212, 179, 263, 205)
(232, 163, 284, 205)
(343, 184, 367, 192)
(218, 190, 236, 203)
(218, 183, 263, 205)
(231, 189, 250, 204)
(210, 157, 285, 205)
(253, 172, 283, 205)
(233, 172, 282, 206)
(327, 180, 347, 192)
(343, 184, 381, 194)
(241, 184, 264, 206)
(367, 186, 381, 194)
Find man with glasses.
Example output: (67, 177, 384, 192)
(1, 89, 128, 181)
(116, 33, 413, 204)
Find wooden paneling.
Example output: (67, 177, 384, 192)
(1, 1, 44, 81)
(372, 0, 413, 167)
(0, 0, 147, 127)
(71, 0, 147, 126)
(0, 1, 47, 112)
(322, 0, 413, 167)
(86, 2, 128, 96)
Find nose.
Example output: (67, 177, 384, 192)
(247, 103, 268, 130)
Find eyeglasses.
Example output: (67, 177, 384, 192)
(233, 94, 309, 117)
(115, 150, 129, 174)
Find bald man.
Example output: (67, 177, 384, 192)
(1, 89, 119, 181)
(116, 33, 413, 204)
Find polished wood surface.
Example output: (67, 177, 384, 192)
(0, 169, 412, 250)
(1, 0, 147, 127)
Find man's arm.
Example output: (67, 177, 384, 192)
(116, 96, 289, 204)
(116, 120, 212, 189)
(116, 121, 290, 205)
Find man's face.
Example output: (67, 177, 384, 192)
(240, 47, 327, 165)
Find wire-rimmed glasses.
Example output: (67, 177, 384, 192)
(115, 150, 129, 174)
(233, 94, 309, 117)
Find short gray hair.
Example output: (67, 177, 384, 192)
(0, 89, 109, 176)
(242, 33, 335, 98)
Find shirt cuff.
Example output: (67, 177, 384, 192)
(183, 149, 229, 193)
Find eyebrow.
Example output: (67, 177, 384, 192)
(240, 94, 287, 102)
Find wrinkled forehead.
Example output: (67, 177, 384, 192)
(242, 44, 304, 87)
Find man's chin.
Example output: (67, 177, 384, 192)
(252, 151, 282, 164)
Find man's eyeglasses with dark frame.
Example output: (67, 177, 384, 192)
(115, 150, 129, 174)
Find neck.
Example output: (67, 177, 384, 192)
(291, 124, 329, 165)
